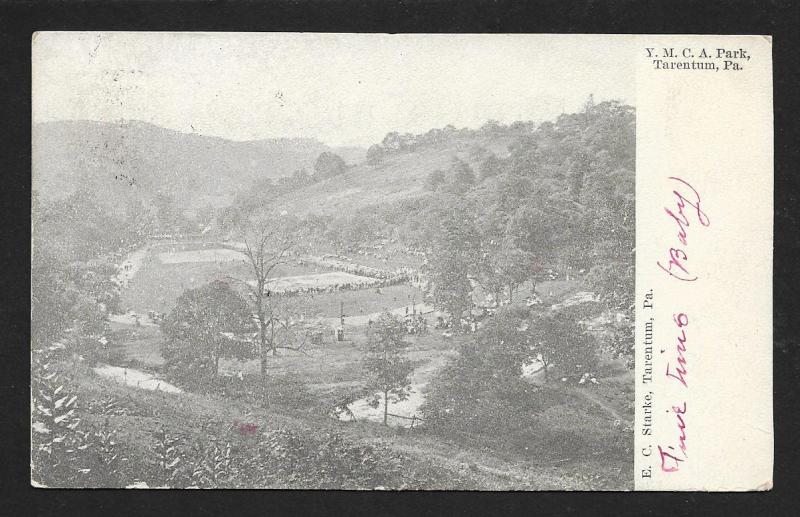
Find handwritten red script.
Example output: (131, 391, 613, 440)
(658, 402, 688, 473)
(657, 177, 711, 282)
(659, 314, 690, 472)
(665, 313, 689, 388)
(656, 177, 709, 473)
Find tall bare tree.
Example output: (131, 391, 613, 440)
(233, 218, 308, 381)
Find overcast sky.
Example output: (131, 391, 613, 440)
(33, 32, 635, 147)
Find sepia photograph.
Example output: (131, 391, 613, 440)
(31, 32, 635, 489)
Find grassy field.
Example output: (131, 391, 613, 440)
(121, 244, 427, 320)
(122, 248, 343, 315)
(110, 323, 165, 368)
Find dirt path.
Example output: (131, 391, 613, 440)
(110, 312, 158, 327)
(93, 364, 182, 393)
(567, 386, 626, 423)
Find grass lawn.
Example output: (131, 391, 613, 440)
(120, 245, 427, 319)
(110, 323, 165, 368)
(121, 249, 328, 315)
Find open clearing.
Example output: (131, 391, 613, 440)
(157, 248, 247, 264)
(118, 243, 417, 316)
(114, 247, 149, 288)
(249, 271, 379, 293)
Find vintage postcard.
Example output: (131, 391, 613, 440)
(30, 32, 772, 490)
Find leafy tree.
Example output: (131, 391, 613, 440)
(422, 306, 541, 441)
(493, 172, 537, 215)
(66, 262, 122, 315)
(313, 151, 347, 179)
(479, 119, 503, 134)
(152, 192, 184, 233)
(567, 151, 591, 201)
(362, 313, 414, 426)
(478, 153, 502, 181)
(124, 198, 157, 242)
(423, 200, 481, 328)
(586, 260, 635, 363)
(473, 206, 537, 302)
(478, 244, 537, 304)
(381, 131, 417, 151)
(468, 145, 491, 162)
(530, 309, 598, 382)
(446, 157, 476, 195)
(32, 227, 117, 364)
(70, 291, 116, 364)
(471, 306, 533, 380)
(508, 120, 535, 134)
(381, 131, 404, 151)
(366, 144, 384, 166)
(323, 210, 383, 252)
(161, 280, 254, 387)
(31, 246, 75, 348)
(506, 199, 566, 286)
(425, 169, 447, 191)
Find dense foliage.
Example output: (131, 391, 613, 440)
(313, 151, 347, 179)
(160, 280, 255, 388)
(422, 306, 629, 459)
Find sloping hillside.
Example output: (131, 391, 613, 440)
(32, 120, 354, 210)
(268, 134, 518, 217)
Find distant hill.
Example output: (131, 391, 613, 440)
(32, 120, 359, 211)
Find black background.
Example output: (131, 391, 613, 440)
(1, 1, 798, 515)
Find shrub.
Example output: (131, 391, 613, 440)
(425, 169, 447, 191)
(31, 345, 127, 487)
(314, 151, 347, 179)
